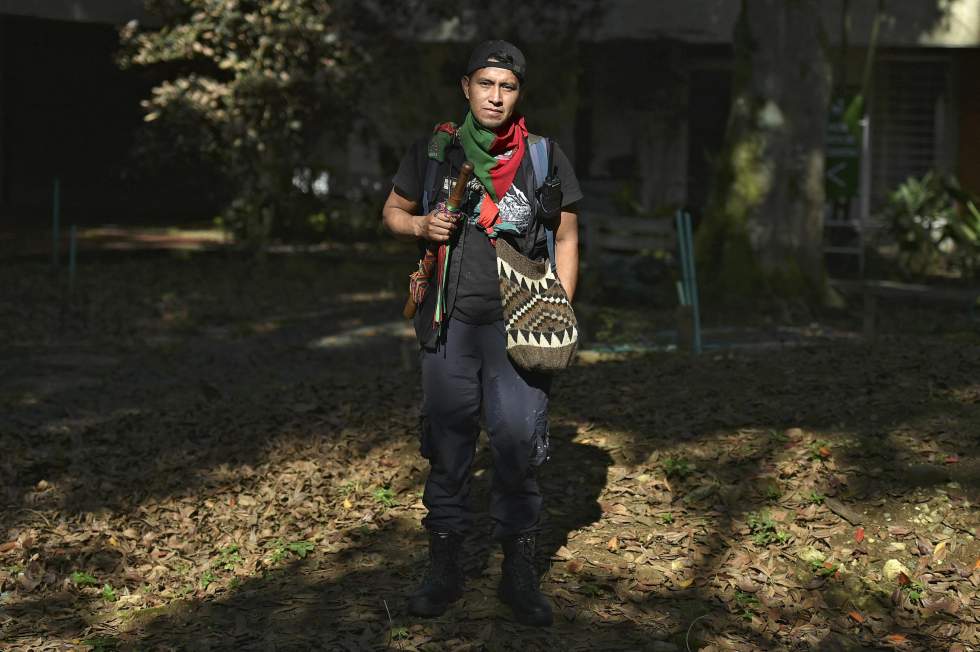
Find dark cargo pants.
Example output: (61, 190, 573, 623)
(419, 317, 551, 540)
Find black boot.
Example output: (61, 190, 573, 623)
(498, 533, 553, 627)
(407, 530, 464, 617)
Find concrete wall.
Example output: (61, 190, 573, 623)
(591, 0, 980, 47)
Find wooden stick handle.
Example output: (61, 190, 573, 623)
(445, 161, 474, 213)
(402, 161, 474, 320)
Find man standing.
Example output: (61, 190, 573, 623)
(381, 40, 582, 627)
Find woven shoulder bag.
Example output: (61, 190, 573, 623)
(495, 237, 578, 372)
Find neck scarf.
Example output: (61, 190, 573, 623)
(457, 111, 528, 241)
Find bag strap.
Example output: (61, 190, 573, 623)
(528, 135, 558, 272)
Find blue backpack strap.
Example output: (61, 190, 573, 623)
(528, 135, 548, 188)
(528, 135, 557, 272)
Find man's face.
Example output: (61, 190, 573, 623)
(461, 67, 521, 130)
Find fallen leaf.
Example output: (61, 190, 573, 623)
(0, 541, 17, 554)
(884, 633, 907, 644)
(566, 559, 584, 574)
(897, 572, 911, 586)
(554, 546, 573, 561)
(607, 536, 619, 552)
(848, 610, 865, 623)
(944, 455, 959, 464)
(342, 497, 353, 510)
(855, 527, 865, 543)
(932, 540, 948, 562)
(675, 577, 693, 589)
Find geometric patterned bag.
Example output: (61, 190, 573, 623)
(496, 237, 578, 373)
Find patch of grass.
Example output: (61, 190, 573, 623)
(734, 589, 761, 621)
(215, 544, 243, 571)
(747, 511, 791, 546)
(663, 456, 693, 478)
(373, 486, 396, 508)
(338, 480, 359, 496)
(660, 512, 674, 524)
(267, 539, 315, 564)
(902, 578, 926, 604)
(70, 571, 98, 587)
(809, 559, 840, 577)
(199, 570, 217, 589)
(579, 582, 602, 598)
(101, 584, 118, 602)
(808, 440, 832, 461)
(807, 491, 825, 505)
(768, 429, 789, 443)
(764, 483, 782, 502)
(81, 636, 119, 652)
(390, 626, 409, 640)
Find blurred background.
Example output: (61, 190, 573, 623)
(0, 0, 978, 321)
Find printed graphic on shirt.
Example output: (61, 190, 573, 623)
(452, 181, 531, 235)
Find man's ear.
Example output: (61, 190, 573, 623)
(461, 75, 470, 100)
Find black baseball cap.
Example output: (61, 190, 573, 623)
(465, 40, 526, 82)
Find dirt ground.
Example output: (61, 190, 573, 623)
(1, 248, 979, 651)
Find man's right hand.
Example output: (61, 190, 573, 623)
(416, 206, 458, 243)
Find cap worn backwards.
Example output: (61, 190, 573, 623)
(465, 40, 527, 82)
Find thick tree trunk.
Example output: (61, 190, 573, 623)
(699, 0, 832, 301)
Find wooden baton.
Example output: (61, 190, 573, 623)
(402, 161, 474, 319)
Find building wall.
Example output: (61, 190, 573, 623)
(957, 49, 980, 196)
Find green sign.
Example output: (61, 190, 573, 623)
(825, 95, 861, 200)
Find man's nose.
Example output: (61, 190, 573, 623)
(490, 86, 503, 104)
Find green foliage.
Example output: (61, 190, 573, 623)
(267, 539, 315, 563)
(70, 571, 98, 587)
(663, 456, 694, 478)
(82, 637, 119, 652)
(372, 486, 396, 508)
(215, 544, 243, 571)
(660, 512, 674, 525)
(807, 491, 825, 505)
(808, 440, 832, 461)
(747, 510, 790, 546)
(763, 482, 782, 502)
(120, 1, 599, 248)
(734, 588, 761, 621)
(119, 0, 388, 247)
(809, 559, 839, 577)
(879, 171, 980, 280)
(902, 578, 926, 604)
(199, 570, 217, 588)
(101, 584, 118, 602)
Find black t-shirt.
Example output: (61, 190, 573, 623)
(392, 134, 582, 340)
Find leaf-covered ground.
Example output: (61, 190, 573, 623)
(1, 247, 979, 651)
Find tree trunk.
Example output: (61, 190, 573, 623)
(698, 0, 832, 301)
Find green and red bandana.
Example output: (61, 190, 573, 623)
(458, 110, 528, 240)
